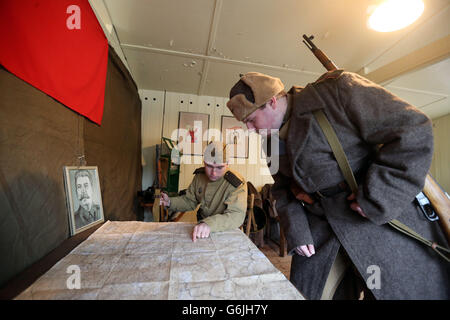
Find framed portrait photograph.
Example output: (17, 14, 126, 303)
(221, 115, 248, 158)
(63, 166, 105, 235)
(177, 111, 210, 155)
(260, 135, 271, 160)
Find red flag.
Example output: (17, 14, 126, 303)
(0, 0, 108, 125)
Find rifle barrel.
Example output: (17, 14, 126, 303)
(301, 34, 337, 71)
(302, 34, 316, 50)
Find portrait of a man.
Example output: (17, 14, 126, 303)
(64, 166, 104, 235)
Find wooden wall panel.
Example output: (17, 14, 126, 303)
(140, 90, 164, 189)
(430, 114, 450, 193)
(140, 90, 274, 192)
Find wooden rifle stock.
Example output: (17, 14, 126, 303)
(423, 175, 450, 245)
(302, 34, 450, 245)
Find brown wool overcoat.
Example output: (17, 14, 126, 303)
(272, 70, 449, 300)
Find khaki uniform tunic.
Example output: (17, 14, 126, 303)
(169, 168, 247, 232)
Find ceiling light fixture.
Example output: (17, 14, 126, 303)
(368, 0, 425, 32)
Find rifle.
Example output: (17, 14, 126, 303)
(302, 35, 338, 72)
(302, 34, 450, 246)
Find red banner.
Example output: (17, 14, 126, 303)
(0, 0, 108, 125)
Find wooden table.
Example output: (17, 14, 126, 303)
(15, 221, 304, 300)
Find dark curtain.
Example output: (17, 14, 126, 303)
(0, 45, 142, 287)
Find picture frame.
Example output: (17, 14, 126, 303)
(177, 111, 210, 155)
(221, 115, 248, 158)
(260, 135, 271, 160)
(63, 166, 105, 235)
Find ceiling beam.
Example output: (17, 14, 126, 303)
(361, 35, 450, 84)
(121, 43, 321, 77)
(197, 0, 223, 96)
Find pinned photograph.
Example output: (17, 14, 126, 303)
(63, 166, 105, 235)
(221, 115, 248, 158)
(177, 111, 210, 155)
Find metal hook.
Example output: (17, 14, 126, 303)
(77, 155, 86, 168)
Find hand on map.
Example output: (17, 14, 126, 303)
(192, 222, 210, 242)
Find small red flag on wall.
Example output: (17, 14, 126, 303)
(0, 0, 108, 125)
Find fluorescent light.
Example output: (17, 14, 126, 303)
(368, 0, 424, 32)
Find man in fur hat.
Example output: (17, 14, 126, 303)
(226, 70, 449, 299)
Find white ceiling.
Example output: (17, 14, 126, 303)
(91, 0, 450, 119)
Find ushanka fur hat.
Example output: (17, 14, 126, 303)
(227, 72, 284, 121)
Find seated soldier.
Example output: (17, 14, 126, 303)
(160, 141, 248, 242)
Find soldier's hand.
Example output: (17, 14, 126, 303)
(192, 222, 210, 242)
(295, 244, 315, 257)
(347, 193, 367, 218)
(160, 192, 171, 207)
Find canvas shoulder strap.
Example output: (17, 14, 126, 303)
(312, 109, 449, 262)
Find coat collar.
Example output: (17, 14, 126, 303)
(282, 82, 331, 191)
(291, 83, 327, 114)
(279, 83, 324, 140)
(279, 69, 345, 191)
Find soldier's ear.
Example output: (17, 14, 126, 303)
(268, 96, 277, 109)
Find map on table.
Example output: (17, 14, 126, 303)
(16, 221, 304, 300)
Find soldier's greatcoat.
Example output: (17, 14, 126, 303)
(169, 168, 247, 232)
(272, 70, 449, 299)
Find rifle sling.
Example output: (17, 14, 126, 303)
(312, 109, 450, 262)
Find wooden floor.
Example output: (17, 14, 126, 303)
(257, 238, 292, 280)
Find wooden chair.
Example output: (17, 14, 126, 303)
(240, 194, 259, 236)
(171, 204, 200, 223)
(246, 194, 258, 236)
(152, 189, 169, 222)
(270, 200, 286, 257)
(275, 215, 286, 257)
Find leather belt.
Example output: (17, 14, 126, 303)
(314, 169, 365, 200)
(291, 170, 365, 205)
(291, 180, 351, 205)
(314, 181, 350, 199)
